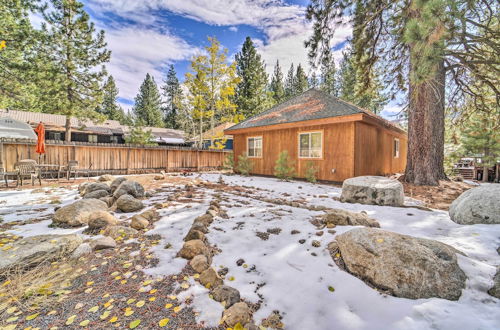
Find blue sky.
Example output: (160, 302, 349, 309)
(75, 0, 399, 118)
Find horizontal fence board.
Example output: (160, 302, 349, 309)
(0, 141, 230, 175)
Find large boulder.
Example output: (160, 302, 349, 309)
(449, 185, 500, 225)
(83, 189, 110, 200)
(113, 180, 145, 199)
(0, 235, 82, 274)
(115, 194, 144, 213)
(321, 208, 380, 227)
(83, 182, 111, 195)
(87, 211, 118, 230)
(52, 199, 108, 227)
(110, 177, 127, 194)
(340, 176, 404, 206)
(488, 267, 500, 299)
(222, 302, 252, 327)
(332, 228, 466, 300)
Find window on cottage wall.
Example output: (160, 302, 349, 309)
(394, 138, 400, 158)
(299, 132, 322, 158)
(110, 135, 118, 144)
(247, 137, 262, 157)
(88, 134, 98, 143)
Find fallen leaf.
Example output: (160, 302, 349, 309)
(127, 299, 136, 304)
(66, 315, 77, 325)
(124, 308, 134, 316)
(136, 300, 145, 307)
(149, 289, 157, 294)
(109, 316, 118, 323)
(158, 318, 170, 327)
(88, 306, 99, 313)
(164, 303, 172, 309)
(79, 320, 90, 326)
(26, 313, 39, 321)
(129, 319, 141, 329)
(173, 306, 182, 313)
(86, 281, 94, 286)
(100, 311, 110, 320)
(149, 297, 156, 302)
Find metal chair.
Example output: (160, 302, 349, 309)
(66, 160, 79, 180)
(14, 161, 41, 186)
(0, 164, 19, 187)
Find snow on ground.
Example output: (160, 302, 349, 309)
(197, 174, 500, 330)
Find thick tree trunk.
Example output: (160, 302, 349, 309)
(65, 116, 71, 142)
(404, 58, 447, 186)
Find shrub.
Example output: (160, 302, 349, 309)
(224, 152, 235, 171)
(305, 161, 319, 183)
(236, 152, 253, 176)
(274, 150, 295, 181)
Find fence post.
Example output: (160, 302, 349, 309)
(196, 150, 200, 171)
(126, 148, 131, 175)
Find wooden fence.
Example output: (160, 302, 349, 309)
(0, 140, 231, 175)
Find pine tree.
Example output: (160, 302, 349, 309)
(270, 60, 285, 104)
(125, 119, 156, 145)
(306, 0, 498, 185)
(294, 64, 309, 94)
(162, 64, 182, 129)
(100, 76, 123, 121)
(284, 63, 295, 99)
(133, 73, 164, 127)
(274, 150, 295, 181)
(42, 0, 110, 141)
(235, 37, 270, 118)
(309, 72, 319, 89)
(320, 52, 337, 96)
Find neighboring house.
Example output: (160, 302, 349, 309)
(225, 89, 407, 182)
(199, 122, 235, 150)
(0, 109, 188, 146)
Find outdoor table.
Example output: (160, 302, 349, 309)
(36, 164, 62, 180)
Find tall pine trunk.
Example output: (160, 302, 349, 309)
(404, 56, 447, 186)
(65, 116, 71, 142)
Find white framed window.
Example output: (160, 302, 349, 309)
(88, 134, 98, 143)
(247, 136, 262, 158)
(394, 138, 400, 158)
(299, 131, 322, 158)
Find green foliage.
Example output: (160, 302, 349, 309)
(224, 152, 235, 171)
(320, 52, 338, 96)
(133, 73, 164, 127)
(162, 64, 182, 129)
(284, 63, 295, 99)
(235, 37, 271, 118)
(41, 0, 110, 135)
(274, 150, 295, 181)
(125, 120, 156, 146)
(270, 60, 285, 104)
(236, 152, 253, 176)
(294, 64, 309, 94)
(305, 161, 319, 183)
(99, 76, 127, 123)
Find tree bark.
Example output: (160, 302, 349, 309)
(65, 116, 71, 142)
(404, 57, 447, 186)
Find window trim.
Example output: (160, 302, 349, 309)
(88, 134, 98, 143)
(298, 130, 324, 159)
(247, 136, 263, 158)
(393, 138, 400, 158)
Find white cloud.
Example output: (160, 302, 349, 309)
(103, 26, 199, 103)
(228, 26, 238, 32)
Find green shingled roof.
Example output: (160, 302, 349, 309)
(227, 89, 365, 131)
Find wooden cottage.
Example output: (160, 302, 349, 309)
(225, 89, 407, 182)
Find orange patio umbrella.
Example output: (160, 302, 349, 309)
(34, 122, 46, 156)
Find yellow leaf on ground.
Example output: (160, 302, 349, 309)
(2, 280, 11, 286)
(47, 310, 57, 316)
(26, 313, 39, 320)
(127, 299, 135, 304)
(136, 300, 145, 307)
(164, 303, 173, 309)
(142, 280, 152, 286)
(124, 308, 134, 316)
(86, 281, 94, 286)
(102, 293, 110, 298)
(88, 306, 99, 313)
(7, 307, 17, 314)
(149, 289, 157, 294)
(129, 319, 141, 329)
(6, 316, 18, 322)
(168, 295, 176, 300)
(109, 316, 118, 323)
(173, 306, 182, 313)
(79, 320, 90, 326)
(3, 325, 16, 330)
(149, 297, 156, 302)
(84, 288, 93, 293)
(376, 238, 384, 243)
(180, 282, 189, 289)
(66, 315, 77, 325)
(158, 318, 170, 327)
(100, 311, 110, 320)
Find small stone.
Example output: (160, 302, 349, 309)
(103, 225, 138, 239)
(261, 312, 284, 329)
(218, 267, 229, 277)
(87, 211, 118, 230)
(130, 215, 149, 230)
(312, 240, 321, 247)
(184, 229, 206, 242)
(91, 236, 117, 250)
(179, 240, 208, 260)
(71, 243, 92, 259)
(115, 194, 144, 213)
(316, 231, 324, 236)
(191, 221, 208, 234)
(328, 230, 337, 235)
(291, 230, 300, 235)
(236, 258, 245, 266)
(199, 268, 223, 288)
(326, 223, 336, 229)
(98, 174, 114, 182)
(311, 252, 317, 256)
(222, 302, 251, 327)
(190, 255, 209, 273)
(298, 239, 306, 244)
(212, 285, 240, 308)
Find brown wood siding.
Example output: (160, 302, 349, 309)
(354, 121, 407, 176)
(233, 122, 356, 182)
(1, 142, 229, 174)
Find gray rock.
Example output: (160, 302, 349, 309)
(222, 302, 252, 327)
(189, 255, 209, 273)
(87, 211, 118, 230)
(333, 228, 466, 300)
(113, 180, 145, 199)
(52, 199, 108, 227)
(115, 194, 144, 213)
(71, 243, 92, 259)
(84, 182, 111, 195)
(99, 196, 114, 207)
(0, 235, 82, 274)
(103, 225, 138, 239)
(184, 229, 206, 242)
(449, 185, 500, 224)
(78, 182, 90, 196)
(212, 285, 240, 308)
(341, 176, 404, 206)
(84, 189, 110, 199)
(322, 208, 380, 227)
(91, 236, 117, 250)
(488, 267, 500, 299)
(110, 177, 127, 193)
